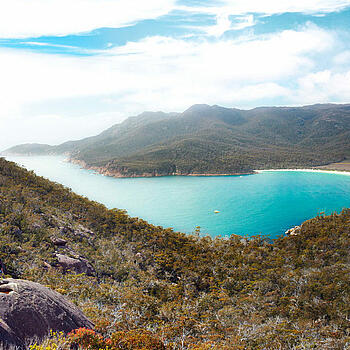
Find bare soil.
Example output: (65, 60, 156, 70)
(316, 161, 350, 171)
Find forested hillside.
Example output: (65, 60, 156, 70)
(1, 157, 350, 349)
(4, 103, 350, 176)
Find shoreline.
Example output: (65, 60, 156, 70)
(68, 158, 255, 178)
(255, 168, 350, 176)
(4, 155, 255, 178)
(6, 155, 350, 178)
(72, 159, 350, 178)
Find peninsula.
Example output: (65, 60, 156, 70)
(4, 103, 350, 178)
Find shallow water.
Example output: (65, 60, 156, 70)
(5, 155, 350, 238)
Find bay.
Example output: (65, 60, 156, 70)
(5, 155, 350, 238)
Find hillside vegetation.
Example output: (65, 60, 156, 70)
(4, 103, 350, 176)
(1, 157, 350, 349)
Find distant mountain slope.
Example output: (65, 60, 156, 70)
(4, 103, 350, 176)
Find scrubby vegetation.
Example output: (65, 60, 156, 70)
(1, 157, 350, 349)
(5, 103, 350, 176)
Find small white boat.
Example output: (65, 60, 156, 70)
(214, 210, 220, 213)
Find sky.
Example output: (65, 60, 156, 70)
(1, 0, 350, 150)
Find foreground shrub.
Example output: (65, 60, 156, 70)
(68, 327, 165, 350)
(29, 330, 70, 350)
(68, 328, 106, 349)
(109, 329, 165, 350)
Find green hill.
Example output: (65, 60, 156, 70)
(1, 157, 350, 348)
(4, 103, 350, 176)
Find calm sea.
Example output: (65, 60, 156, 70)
(5, 155, 350, 238)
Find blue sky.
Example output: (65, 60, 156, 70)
(1, 0, 350, 149)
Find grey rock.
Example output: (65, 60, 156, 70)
(51, 237, 67, 247)
(0, 278, 93, 349)
(285, 225, 301, 236)
(0, 318, 23, 349)
(55, 253, 95, 276)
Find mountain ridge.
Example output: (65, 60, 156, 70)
(4, 103, 350, 177)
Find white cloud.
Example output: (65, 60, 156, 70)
(179, 0, 350, 16)
(0, 0, 176, 38)
(204, 14, 256, 36)
(0, 24, 348, 150)
(232, 15, 256, 30)
(20, 42, 79, 49)
(179, 0, 350, 36)
(0, 0, 348, 39)
(109, 24, 333, 82)
(228, 83, 290, 101)
(295, 69, 350, 103)
(206, 13, 233, 37)
(333, 50, 350, 64)
(0, 25, 333, 110)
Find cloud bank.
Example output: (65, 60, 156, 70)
(0, 0, 349, 38)
(0, 25, 335, 115)
(181, 0, 350, 16)
(0, 0, 176, 38)
(0, 1, 349, 150)
(1, 24, 350, 150)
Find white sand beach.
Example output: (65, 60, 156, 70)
(255, 169, 350, 176)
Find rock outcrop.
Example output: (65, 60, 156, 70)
(51, 237, 67, 247)
(0, 278, 93, 349)
(55, 253, 95, 276)
(285, 225, 301, 236)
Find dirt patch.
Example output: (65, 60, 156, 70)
(316, 161, 350, 172)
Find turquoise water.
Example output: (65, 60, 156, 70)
(5, 155, 350, 238)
